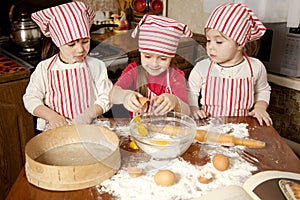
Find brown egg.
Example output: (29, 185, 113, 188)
(154, 170, 176, 186)
(212, 154, 230, 171)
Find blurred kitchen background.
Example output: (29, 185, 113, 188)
(0, 0, 71, 37)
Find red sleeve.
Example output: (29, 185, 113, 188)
(114, 62, 138, 89)
(168, 66, 189, 103)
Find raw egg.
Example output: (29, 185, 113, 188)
(154, 170, 176, 186)
(212, 154, 230, 171)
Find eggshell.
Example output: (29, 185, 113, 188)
(198, 172, 213, 184)
(128, 164, 143, 178)
(138, 97, 149, 110)
(154, 170, 176, 186)
(212, 154, 230, 171)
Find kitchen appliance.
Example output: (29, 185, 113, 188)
(256, 23, 300, 77)
(10, 12, 42, 53)
(0, 42, 40, 70)
(0, 39, 128, 81)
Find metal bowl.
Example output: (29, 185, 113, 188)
(130, 112, 196, 160)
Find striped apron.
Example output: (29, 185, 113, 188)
(203, 56, 254, 117)
(47, 54, 93, 120)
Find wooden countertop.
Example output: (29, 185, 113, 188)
(6, 117, 300, 200)
(92, 30, 137, 53)
(91, 30, 199, 54)
(267, 73, 300, 91)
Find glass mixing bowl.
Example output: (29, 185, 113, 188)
(130, 112, 196, 160)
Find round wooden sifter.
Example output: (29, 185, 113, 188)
(25, 125, 121, 191)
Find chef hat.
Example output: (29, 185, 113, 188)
(205, 3, 266, 46)
(131, 15, 193, 57)
(31, 1, 95, 47)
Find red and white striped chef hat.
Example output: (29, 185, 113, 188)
(131, 15, 193, 57)
(205, 3, 266, 46)
(31, 1, 95, 47)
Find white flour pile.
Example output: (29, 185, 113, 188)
(93, 118, 258, 200)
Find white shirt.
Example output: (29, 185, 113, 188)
(23, 56, 112, 129)
(188, 57, 271, 108)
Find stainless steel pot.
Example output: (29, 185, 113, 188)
(10, 12, 41, 50)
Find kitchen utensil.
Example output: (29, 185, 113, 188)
(150, 124, 266, 148)
(150, 0, 163, 13)
(131, 0, 147, 12)
(10, 11, 41, 51)
(195, 129, 266, 148)
(25, 125, 121, 191)
(130, 112, 196, 160)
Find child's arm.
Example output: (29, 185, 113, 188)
(33, 105, 70, 129)
(72, 104, 103, 125)
(248, 101, 273, 126)
(187, 62, 208, 119)
(250, 59, 272, 126)
(109, 86, 144, 113)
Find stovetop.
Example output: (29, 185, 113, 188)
(0, 39, 128, 83)
(0, 42, 41, 69)
(0, 52, 29, 75)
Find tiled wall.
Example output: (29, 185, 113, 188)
(268, 83, 300, 143)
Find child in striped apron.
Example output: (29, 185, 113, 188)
(110, 15, 192, 117)
(188, 3, 272, 126)
(23, 2, 112, 131)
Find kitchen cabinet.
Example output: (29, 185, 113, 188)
(0, 54, 35, 200)
(267, 74, 300, 144)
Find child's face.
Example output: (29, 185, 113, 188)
(140, 52, 172, 76)
(59, 38, 90, 64)
(206, 29, 243, 66)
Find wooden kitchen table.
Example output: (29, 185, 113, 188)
(6, 117, 300, 200)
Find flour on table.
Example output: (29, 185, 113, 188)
(92, 119, 257, 200)
(94, 118, 130, 137)
(198, 117, 249, 139)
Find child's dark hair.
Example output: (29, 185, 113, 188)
(41, 36, 59, 60)
(137, 65, 148, 97)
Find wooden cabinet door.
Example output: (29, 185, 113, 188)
(0, 78, 35, 199)
(0, 103, 23, 200)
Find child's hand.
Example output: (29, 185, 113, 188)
(248, 108, 273, 126)
(123, 91, 144, 112)
(48, 114, 70, 129)
(190, 106, 209, 119)
(72, 107, 97, 125)
(152, 93, 178, 115)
